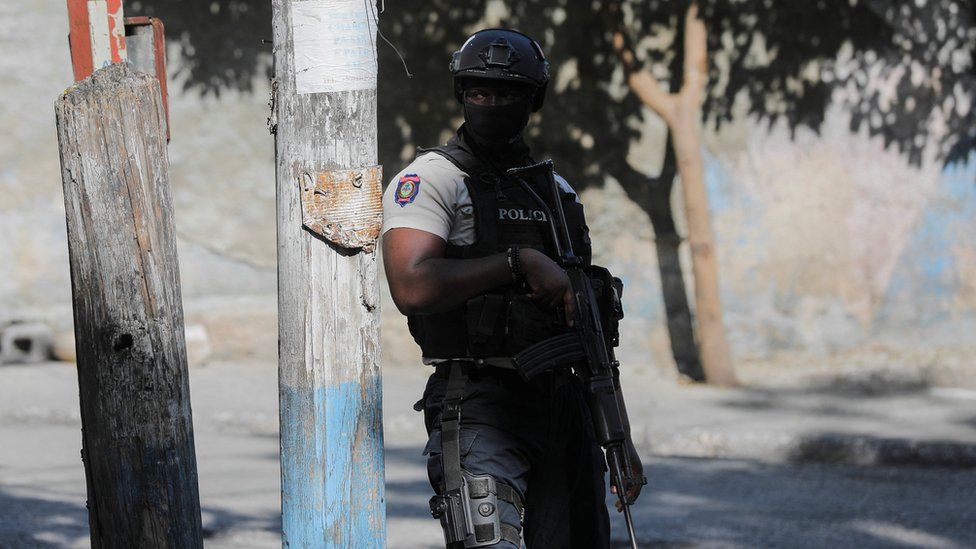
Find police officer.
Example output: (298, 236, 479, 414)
(382, 28, 643, 548)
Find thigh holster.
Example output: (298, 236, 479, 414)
(430, 364, 523, 548)
(429, 470, 523, 547)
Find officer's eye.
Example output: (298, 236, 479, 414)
(464, 89, 492, 105)
(463, 87, 528, 106)
(494, 89, 528, 105)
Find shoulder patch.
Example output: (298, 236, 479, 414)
(394, 174, 421, 207)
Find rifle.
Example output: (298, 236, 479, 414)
(507, 161, 647, 549)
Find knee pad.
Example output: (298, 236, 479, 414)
(429, 469, 522, 548)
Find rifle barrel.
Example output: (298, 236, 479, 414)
(622, 502, 639, 549)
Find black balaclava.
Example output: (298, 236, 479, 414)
(462, 98, 533, 149)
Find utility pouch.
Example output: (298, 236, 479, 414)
(409, 308, 469, 358)
(464, 293, 507, 355)
(504, 293, 568, 355)
(586, 265, 624, 348)
(464, 292, 567, 357)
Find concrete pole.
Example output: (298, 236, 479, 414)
(270, 0, 386, 546)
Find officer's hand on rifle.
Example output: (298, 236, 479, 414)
(610, 438, 645, 512)
(519, 248, 575, 326)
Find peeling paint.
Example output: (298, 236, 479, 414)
(86, 1, 111, 70)
(106, 0, 127, 63)
(280, 380, 385, 548)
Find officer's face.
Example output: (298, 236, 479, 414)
(463, 84, 531, 107)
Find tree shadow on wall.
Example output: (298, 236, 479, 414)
(130, 0, 975, 381)
(130, 0, 974, 169)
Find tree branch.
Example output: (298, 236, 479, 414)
(679, 2, 708, 107)
(607, 0, 676, 121)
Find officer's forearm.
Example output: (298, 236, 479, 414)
(390, 253, 512, 315)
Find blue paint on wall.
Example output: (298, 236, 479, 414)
(704, 154, 735, 214)
(617, 267, 664, 321)
(703, 152, 771, 313)
(704, 151, 762, 220)
(616, 152, 773, 328)
(879, 156, 976, 330)
(608, 148, 975, 353)
(280, 376, 385, 548)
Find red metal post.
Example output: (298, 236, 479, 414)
(67, 0, 93, 81)
(106, 0, 126, 63)
(67, 0, 127, 82)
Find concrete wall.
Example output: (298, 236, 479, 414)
(1, 0, 278, 361)
(2, 0, 973, 368)
(593, 110, 976, 367)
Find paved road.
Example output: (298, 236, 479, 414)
(1, 362, 974, 548)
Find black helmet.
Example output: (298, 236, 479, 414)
(450, 28, 550, 112)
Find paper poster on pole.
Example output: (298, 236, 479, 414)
(291, 0, 378, 94)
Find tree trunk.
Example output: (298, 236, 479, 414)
(671, 4, 736, 386)
(647, 138, 705, 381)
(611, 1, 737, 385)
(669, 102, 737, 386)
(55, 62, 203, 548)
(271, 0, 386, 546)
(610, 143, 704, 381)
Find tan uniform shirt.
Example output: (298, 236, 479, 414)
(382, 151, 579, 244)
(382, 151, 579, 363)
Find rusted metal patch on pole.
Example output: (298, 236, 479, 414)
(299, 165, 383, 252)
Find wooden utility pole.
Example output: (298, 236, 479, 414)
(56, 63, 204, 548)
(610, 1, 738, 386)
(270, 0, 386, 546)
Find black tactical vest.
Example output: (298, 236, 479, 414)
(407, 134, 592, 359)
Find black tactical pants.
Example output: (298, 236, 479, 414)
(420, 362, 611, 549)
